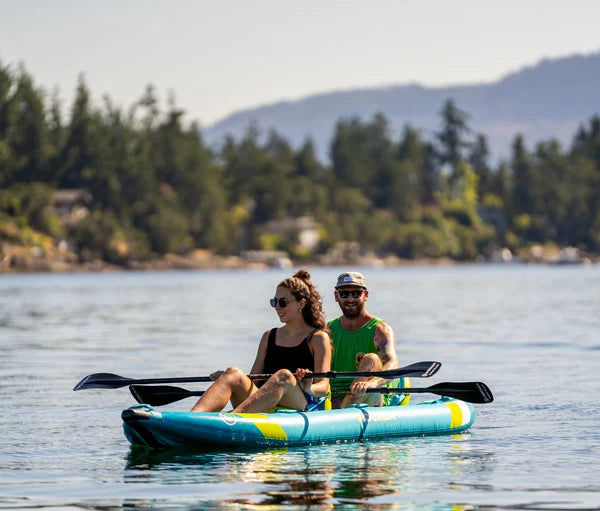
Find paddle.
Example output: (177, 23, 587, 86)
(130, 384, 205, 406)
(365, 381, 493, 404)
(129, 380, 493, 406)
(73, 361, 441, 391)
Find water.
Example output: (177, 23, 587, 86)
(1, 265, 599, 510)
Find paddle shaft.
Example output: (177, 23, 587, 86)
(130, 380, 493, 406)
(74, 361, 440, 390)
(89, 370, 405, 385)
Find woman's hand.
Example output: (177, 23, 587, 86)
(295, 368, 314, 394)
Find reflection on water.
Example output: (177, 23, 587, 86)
(123, 432, 491, 508)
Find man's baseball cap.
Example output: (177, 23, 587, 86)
(335, 271, 367, 289)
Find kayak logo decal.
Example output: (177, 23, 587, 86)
(245, 413, 288, 441)
(220, 412, 288, 441)
(220, 413, 238, 426)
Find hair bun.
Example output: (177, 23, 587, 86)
(293, 269, 311, 282)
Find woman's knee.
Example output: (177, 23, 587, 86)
(271, 368, 296, 386)
(222, 366, 250, 387)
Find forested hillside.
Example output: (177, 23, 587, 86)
(204, 51, 600, 163)
(1, 61, 600, 271)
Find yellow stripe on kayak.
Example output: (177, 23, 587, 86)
(238, 413, 288, 441)
(402, 377, 411, 405)
(446, 401, 463, 428)
(445, 401, 471, 428)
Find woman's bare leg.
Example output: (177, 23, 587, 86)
(233, 369, 307, 413)
(190, 367, 256, 412)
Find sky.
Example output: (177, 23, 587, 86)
(1, 0, 599, 128)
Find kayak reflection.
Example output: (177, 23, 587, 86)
(124, 433, 492, 507)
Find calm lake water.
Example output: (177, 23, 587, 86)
(1, 265, 599, 510)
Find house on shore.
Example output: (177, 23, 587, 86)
(52, 189, 92, 227)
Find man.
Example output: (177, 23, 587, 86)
(328, 271, 408, 408)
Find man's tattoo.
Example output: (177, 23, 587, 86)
(375, 323, 394, 365)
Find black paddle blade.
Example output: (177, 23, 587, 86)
(417, 381, 494, 403)
(361, 381, 494, 404)
(394, 361, 441, 378)
(311, 361, 442, 380)
(73, 373, 133, 391)
(74, 373, 215, 390)
(129, 385, 204, 406)
(472, 382, 494, 403)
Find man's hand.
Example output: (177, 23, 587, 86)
(349, 378, 378, 397)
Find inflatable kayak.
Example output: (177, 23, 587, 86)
(122, 397, 475, 449)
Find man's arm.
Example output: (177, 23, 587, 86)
(346, 321, 400, 403)
(372, 321, 399, 381)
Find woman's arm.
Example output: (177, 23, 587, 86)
(303, 331, 331, 397)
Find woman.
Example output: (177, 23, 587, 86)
(191, 269, 331, 413)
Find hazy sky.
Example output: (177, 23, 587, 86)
(1, 1, 599, 127)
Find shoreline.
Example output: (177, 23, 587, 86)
(1, 247, 597, 275)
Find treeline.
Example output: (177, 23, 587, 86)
(1, 61, 600, 265)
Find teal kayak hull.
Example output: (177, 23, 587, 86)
(122, 397, 476, 449)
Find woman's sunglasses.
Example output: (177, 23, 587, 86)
(337, 289, 365, 299)
(270, 297, 296, 308)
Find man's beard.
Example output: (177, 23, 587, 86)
(340, 302, 364, 319)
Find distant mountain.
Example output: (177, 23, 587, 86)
(202, 51, 600, 163)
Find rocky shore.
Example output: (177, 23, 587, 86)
(0, 243, 263, 273)
(1, 239, 597, 275)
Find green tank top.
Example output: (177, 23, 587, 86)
(328, 316, 383, 392)
(328, 316, 410, 406)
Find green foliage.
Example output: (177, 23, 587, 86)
(330, 117, 374, 190)
(73, 210, 151, 263)
(0, 182, 64, 237)
(513, 214, 532, 235)
(435, 99, 471, 185)
(451, 221, 496, 260)
(444, 201, 478, 227)
(1, 61, 599, 265)
(294, 138, 325, 181)
(386, 223, 460, 259)
(510, 134, 534, 215)
(572, 115, 600, 170)
(481, 193, 503, 209)
(504, 231, 521, 250)
(71, 210, 118, 261)
(331, 187, 371, 215)
(143, 201, 192, 254)
(257, 232, 284, 251)
(469, 134, 492, 199)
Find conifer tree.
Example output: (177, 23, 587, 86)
(511, 134, 534, 215)
(469, 133, 492, 200)
(57, 75, 95, 190)
(435, 99, 471, 186)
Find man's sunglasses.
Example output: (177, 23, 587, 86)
(337, 289, 365, 299)
(270, 297, 296, 308)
